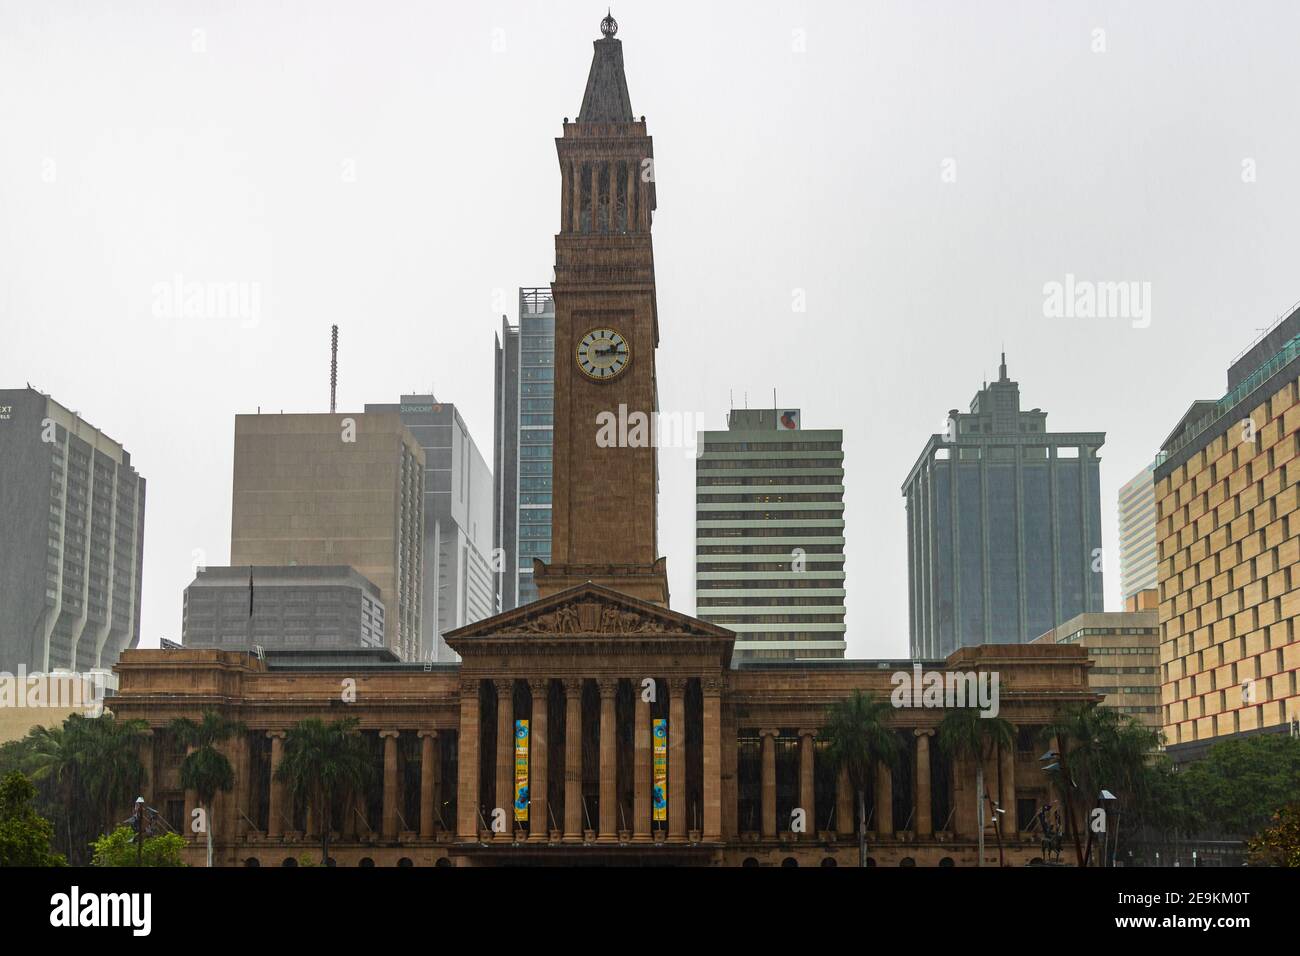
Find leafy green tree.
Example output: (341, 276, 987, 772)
(277, 717, 374, 866)
(169, 711, 245, 868)
(91, 825, 187, 867)
(937, 708, 1014, 866)
(1248, 802, 1300, 867)
(1179, 735, 1300, 836)
(1041, 704, 1161, 866)
(24, 714, 148, 864)
(821, 691, 900, 868)
(0, 771, 67, 867)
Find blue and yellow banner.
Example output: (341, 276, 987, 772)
(653, 718, 668, 822)
(514, 719, 529, 823)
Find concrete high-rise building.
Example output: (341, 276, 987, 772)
(365, 396, 496, 662)
(1119, 459, 1159, 601)
(182, 565, 387, 652)
(902, 356, 1106, 658)
(0, 387, 146, 674)
(229, 412, 424, 660)
(695, 408, 846, 662)
(493, 288, 555, 610)
(1031, 599, 1162, 736)
(1155, 303, 1300, 758)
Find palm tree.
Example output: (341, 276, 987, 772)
(1043, 704, 1158, 866)
(937, 708, 1014, 867)
(821, 691, 901, 867)
(169, 711, 245, 868)
(276, 717, 374, 866)
(26, 714, 148, 864)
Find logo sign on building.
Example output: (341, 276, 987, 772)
(778, 409, 800, 430)
(652, 718, 668, 822)
(514, 719, 529, 823)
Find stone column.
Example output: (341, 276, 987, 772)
(633, 681, 651, 843)
(380, 730, 399, 840)
(562, 679, 583, 842)
(267, 731, 286, 839)
(597, 678, 618, 843)
(528, 678, 549, 842)
(456, 679, 481, 840)
(875, 761, 893, 836)
(625, 160, 636, 232)
(137, 730, 155, 805)
(702, 678, 723, 842)
(759, 728, 777, 839)
(419, 731, 437, 839)
(235, 732, 251, 836)
(494, 679, 514, 841)
(914, 729, 934, 837)
(798, 729, 816, 836)
(604, 161, 614, 231)
(561, 159, 572, 232)
(183, 744, 197, 840)
(1000, 729, 1017, 837)
(836, 765, 854, 838)
(668, 678, 689, 843)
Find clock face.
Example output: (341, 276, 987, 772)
(576, 328, 630, 381)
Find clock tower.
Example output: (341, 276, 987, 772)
(535, 13, 669, 606)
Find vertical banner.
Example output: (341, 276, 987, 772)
(514, 718, 529, 823)
(652, 718, 668, 822)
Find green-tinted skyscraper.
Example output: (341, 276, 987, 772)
(902, 356, 1105, 657)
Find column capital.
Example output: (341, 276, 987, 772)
(758, 727, 779, 739)
(266, 730, 286, 740)
(418, 730, 439, 739)
(492, 678, 514, 695)
(527, 677, 550, 694)
(458, 678, 481, 695)
(378, 729, 401, 740)
(668, 676, 691, 693)
(562, 677, 584, 696)
(701, 675, 726, 696)
(596, 677, 619, 698)
(914, 728, 936, 738)
(797, 728, 818, 740)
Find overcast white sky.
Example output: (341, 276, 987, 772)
(3, 1, 1299, 657)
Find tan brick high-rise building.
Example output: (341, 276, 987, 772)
(230, 412, 425, 660)
(1155, 305, 1300, 758)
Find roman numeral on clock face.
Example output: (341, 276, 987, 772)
(576, 327, 630, 381)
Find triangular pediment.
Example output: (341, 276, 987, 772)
(444, 582, 732, 644)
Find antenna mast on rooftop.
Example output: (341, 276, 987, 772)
(330, 325, 339, 413)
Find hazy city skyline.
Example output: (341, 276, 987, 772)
(4, 1, 1300, 656)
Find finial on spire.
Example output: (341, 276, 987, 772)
(601, 9, 618, 38)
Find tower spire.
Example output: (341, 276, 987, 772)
(579, 11, 634, 122)
(999, 350, 1007, 382)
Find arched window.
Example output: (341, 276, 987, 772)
(899, 857, 916, 867)
(939, 857, 955, 867)
(243, 858, 260, 867)
(741, 857, 759, 868)
(397, 857, 414, 867)
(820, 857, 837, 867)
(435, 857, 452, 868)
(781, 857, 798, 868)
(358, 857, 375, 868)
(281, 857, 298, 867)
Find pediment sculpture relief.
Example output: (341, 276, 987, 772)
(518, 600, 668, 635)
